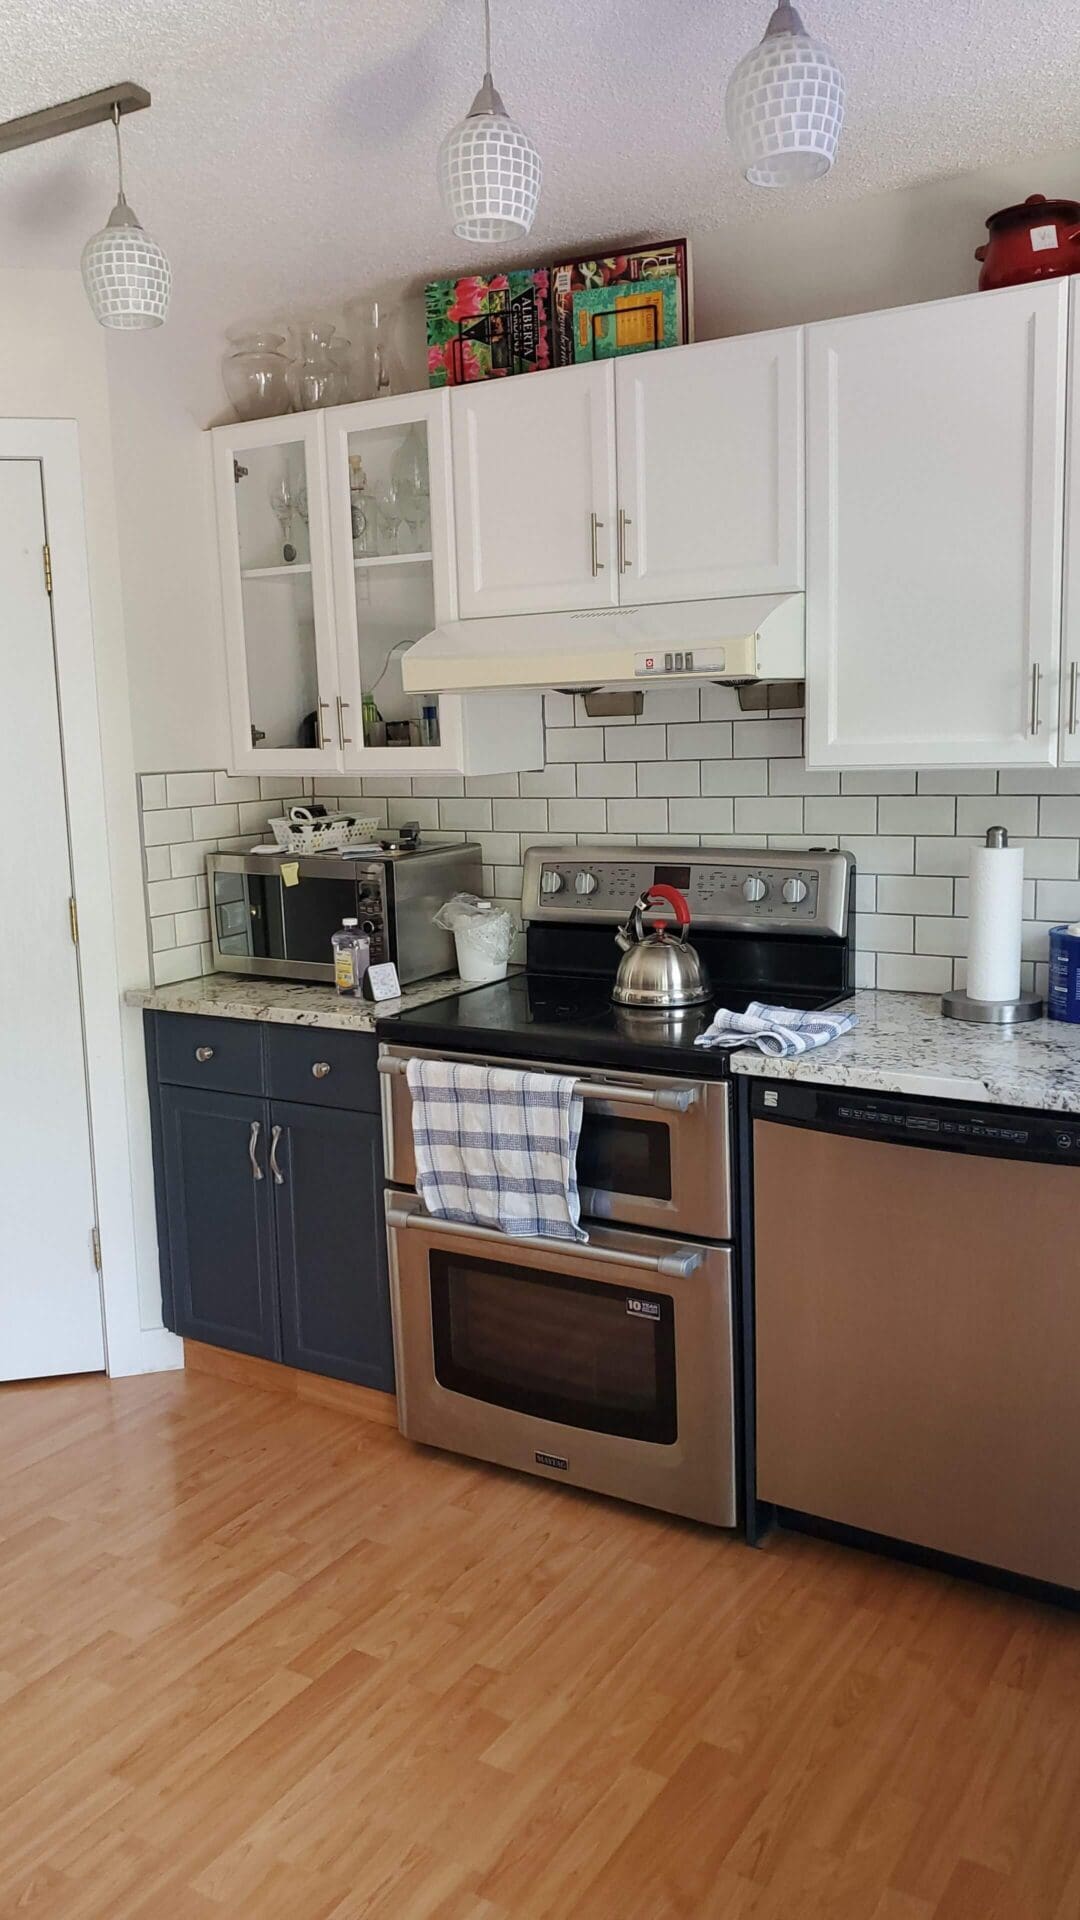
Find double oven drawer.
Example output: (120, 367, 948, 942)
(378, 1044, 731, 1242)
(385, 1194, 736, 1528)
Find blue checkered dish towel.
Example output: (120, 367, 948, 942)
(406, 1058, 589, 1242)
(694, 1000, 857, 1058)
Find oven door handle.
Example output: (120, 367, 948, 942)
(384, 1198, 705, 1278)
(376, 1055, 700, 1112)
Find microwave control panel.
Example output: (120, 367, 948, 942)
(524, 846, 853, 940)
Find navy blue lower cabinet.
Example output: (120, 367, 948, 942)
(270, 1100, 394, 1392)
(159, 1083, 281, 1361)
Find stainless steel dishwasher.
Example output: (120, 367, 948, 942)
(751, 1079, 1080, 1593)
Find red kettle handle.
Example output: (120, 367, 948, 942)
(643, 883, 691, 928)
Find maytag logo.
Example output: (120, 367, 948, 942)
(626, 1296, 661, 1321)
(535, 1450, 569, 1472)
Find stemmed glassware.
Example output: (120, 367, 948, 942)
(268, 476, 297, 563)
(375, 477, 404, 554)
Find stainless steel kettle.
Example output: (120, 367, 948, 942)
(612, 884, 711, 1009)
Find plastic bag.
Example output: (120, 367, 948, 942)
(434, 894, 515, 981)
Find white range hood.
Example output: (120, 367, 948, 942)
(401, 593, 805, 695)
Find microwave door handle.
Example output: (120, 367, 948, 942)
(384, 1199, 704, 1279)
(376, 1056, 699, 1112)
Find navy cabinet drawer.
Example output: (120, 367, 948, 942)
(153, 1012, 265, 1094)
(266, 1025, 380, 1112)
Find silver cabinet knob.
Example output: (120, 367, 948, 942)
(782, 877, 808, 905)
(742, 876, 767, 903)
(312, 1061, 331, 1079)
(194, 1045, 215, 1063)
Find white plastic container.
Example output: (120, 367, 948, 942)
(452, 901, 511, 983)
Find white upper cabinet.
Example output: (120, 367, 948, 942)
(451, 361, 619, 616)
(213, 398, 542, 777)
(1059, 282, 1080, 766)
(614, 329, 804, 603)
(214, 413, 341, 775)
(805, 282, 1067, 770)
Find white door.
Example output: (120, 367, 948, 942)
(451, 361, 619, 616)
(805, 282, 1067, 770)
(1060, 281, 1080, 765)
(614, 329, 804, 604)
(1, 461, 105, 1379)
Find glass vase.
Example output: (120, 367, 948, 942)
(294, 325, 345, 411)
(221, 330, 291, 420)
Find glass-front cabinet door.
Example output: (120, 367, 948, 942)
(326, 392, 464, 772)
(213, 414, 340, 773)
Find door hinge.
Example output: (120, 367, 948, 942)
(91, 1225, 102, 1272)
(69, 897, 79, 945)
(43, 543, 53, 595)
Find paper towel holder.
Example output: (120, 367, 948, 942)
(942, 826, 1043, 1024)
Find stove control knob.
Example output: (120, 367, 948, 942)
(742, 876, 767, 903)
(575, 869, 599, 896)
(540, 869, 564, 896)
(782, 877, 808, 905)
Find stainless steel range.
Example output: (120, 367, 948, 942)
(376, 844, 855, 1529)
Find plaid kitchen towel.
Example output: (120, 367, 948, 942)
(406, 1059, 588, 1242)
(694, 1001, 857, 1058)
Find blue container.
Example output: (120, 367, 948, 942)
(1048, 925, 1080, 1022)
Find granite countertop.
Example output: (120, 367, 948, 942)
(125, 970, 478, 1033)
(729, 990, 1080, 1113)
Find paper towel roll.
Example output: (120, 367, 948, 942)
(966, 840, 1024, 1002)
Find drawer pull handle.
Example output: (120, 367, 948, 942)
(269, 1124, 285, 1185)
(195, 1045, 215, 1063)
(248, 1120, 263, 1182)
(312, 1061, 331, 1079)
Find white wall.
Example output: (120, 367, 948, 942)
(113, 138, 1080, 777)
(0, 268, 177, 1362)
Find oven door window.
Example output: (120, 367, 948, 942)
(429, 1250, 677, 1443)
(576, 1111, 672, 1203)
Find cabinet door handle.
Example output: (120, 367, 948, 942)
(194, 1045, 215, 1063)
(336, 695, 352, 749)
(618, 508, 633, 574)
(248, 1120, 264, 1182)
(1030, 662, 1043, 735)
(311, 1061, 331, 1079)
(1069, 661, 1079, 736)
(590, 512, 604, 576)
(316, 699, 331, 750)
(269, 1123, 285, 1186)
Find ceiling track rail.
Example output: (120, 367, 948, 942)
(0, 83, 150, 157)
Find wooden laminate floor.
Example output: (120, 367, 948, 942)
(1, 1371, 1079, 1920)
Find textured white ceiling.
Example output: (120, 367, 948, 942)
(2, 0, 1080, 325)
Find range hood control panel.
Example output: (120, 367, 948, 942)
(523, 845, 853, 939)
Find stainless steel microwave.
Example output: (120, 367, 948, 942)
(207, 842, 482, 987)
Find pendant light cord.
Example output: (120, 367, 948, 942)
(483, 0, 492, 76)
(112, 102, 126, 202)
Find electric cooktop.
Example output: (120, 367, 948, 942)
(378, 969, 851, 1079)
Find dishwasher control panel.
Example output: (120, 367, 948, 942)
(753, 1081, 1080, 1165)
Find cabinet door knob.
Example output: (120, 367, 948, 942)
(312, 1060, 331, 1079)
(248, 1119, 263, 1181)
(195, 1045, 215, 1063)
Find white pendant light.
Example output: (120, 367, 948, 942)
(726, 2, 844, 189)
(81, 104, 171, 328)
(438, 0, 541, 244)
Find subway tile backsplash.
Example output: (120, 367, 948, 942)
(138, 694, 1080, 992)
